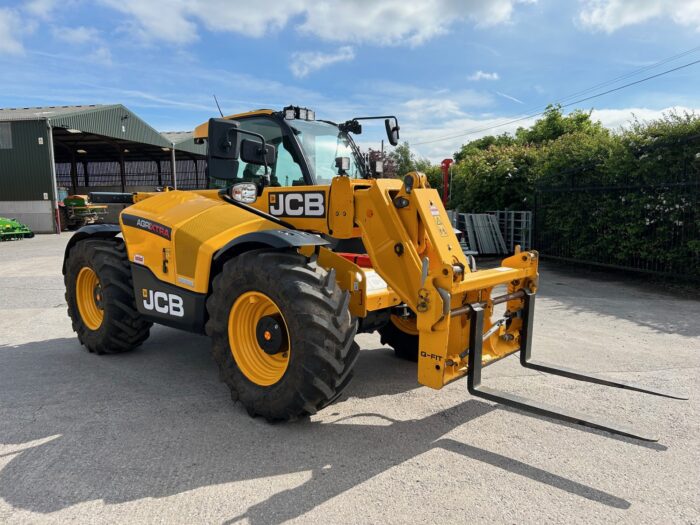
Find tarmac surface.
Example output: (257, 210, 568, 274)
(1, 234, 698, 524)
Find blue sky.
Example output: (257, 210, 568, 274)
(1, 0, 699, 160)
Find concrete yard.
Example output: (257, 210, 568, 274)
(1, 234, 698, 524)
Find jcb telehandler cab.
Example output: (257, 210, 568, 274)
(63, 106, 685, 438)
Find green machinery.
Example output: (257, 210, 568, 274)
(0, 217, 34, 241)
(59, 194, 108, 231)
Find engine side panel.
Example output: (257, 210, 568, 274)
(120, 190, 277, 294)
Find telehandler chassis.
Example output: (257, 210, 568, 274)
(62, 112, 686, 440)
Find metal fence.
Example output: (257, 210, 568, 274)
(534, 168, 700, 279)
(534, 130, 700, 279)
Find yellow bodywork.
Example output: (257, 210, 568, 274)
(120, 172, 538, 390)
(193, 109, 274, 140)
(122, 190, 278, 293)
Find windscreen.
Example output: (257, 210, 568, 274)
(288, 120, 364, 184)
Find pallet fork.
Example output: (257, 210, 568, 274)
(466, 290, 687, 442)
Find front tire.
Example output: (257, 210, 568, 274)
(64, 239, 152, 354)
(206, 250, 359, 421)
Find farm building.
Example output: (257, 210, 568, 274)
(0, 105, 206, 233)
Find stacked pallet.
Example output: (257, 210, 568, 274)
(455, 213, 508, 255)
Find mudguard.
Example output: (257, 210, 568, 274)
(212, 229, 329, 272)
(62, 224, 122, 274)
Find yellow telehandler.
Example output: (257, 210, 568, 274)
(63, 106, 685, 439)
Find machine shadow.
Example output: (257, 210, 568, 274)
(0, 334, 630, 522)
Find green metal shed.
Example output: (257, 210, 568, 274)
(0, 105, 206, 233)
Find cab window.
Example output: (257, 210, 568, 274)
(209, 117, 305, 188)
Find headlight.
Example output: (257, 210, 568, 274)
(230, 182, 257, 203)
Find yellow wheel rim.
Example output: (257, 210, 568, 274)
(390, 314, 418, 336)
(228, 291, 290, 386)
(76, 266, 104, 330)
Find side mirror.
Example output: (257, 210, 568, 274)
(240, 138, 276, 167)
(208, 118, 240, 159)
(207, 118, 241, 180)
(385, 117, 400, 146)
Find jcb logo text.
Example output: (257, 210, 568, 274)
(269, 191, 325, 217)
(142, 289, 184, 317)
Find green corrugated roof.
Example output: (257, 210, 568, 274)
(51, 105, 171, 148)
(161, 131, 207, 156)
(0, 105, 112, 121)
(0, 104, 205, 157)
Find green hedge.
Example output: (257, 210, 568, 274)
(449, 108, 700, 278)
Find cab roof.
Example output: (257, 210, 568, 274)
(193, 109, 275, 140)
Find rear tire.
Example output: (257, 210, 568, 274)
(378, 315, 419, 362)
(64, 239, 152, 354)
(206, 249, 359, 421)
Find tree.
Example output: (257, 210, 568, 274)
(454, 133, 515, 163)
(449, 144, 539, 212)
(386, 141, 434, 178)
(388, 142, 414, 177)
(515, 104, 606, 145)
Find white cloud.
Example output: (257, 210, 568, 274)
(290, 46, 355, 78)
(0, 8, 24, 55)
(578, 0, 700, 32)
(297, 0, 532, 46)
(48, 24, 112, 65)
(88, 46, 113, 65)
(468, 70, 500, 81)
(24, 0, 59, 19)
(404, 98, 466, 118)
(496, 91, 524, 104)
(101, 0, 199, 44)
(98, 0, 536, 46)
(187, 0, 307, 38)
(52, 26, 101, 45)
(591, 106, 698, 128)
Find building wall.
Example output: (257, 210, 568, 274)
(0, 200, 54, 232)
(0, 120, 55, 233)
(0, 119, 53, 200)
